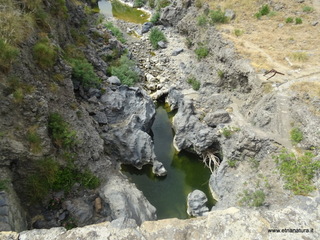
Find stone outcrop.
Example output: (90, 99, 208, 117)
(99, 175, 156, 225)
(172, 98, 218, 153)
(95, 85, 165, 174)
(187, 190, 209, 217)
(0, 169, 26, 232)
(4, 206, 320, 240)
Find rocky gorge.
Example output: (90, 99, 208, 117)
(1, 0, 320, 239)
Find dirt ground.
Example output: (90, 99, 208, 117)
(208, 0, 320, 82)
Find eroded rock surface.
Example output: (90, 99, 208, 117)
(187, 190, 209, 217)
(99, 175, 156, 225)
(4, 206, 319, 240)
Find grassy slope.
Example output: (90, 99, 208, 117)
(206, 0, 320, 78)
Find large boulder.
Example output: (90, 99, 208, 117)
(203, 110, 231, 127)
(99, 175, 156, 225)
(100, 86, 162, 171)
(172, 98, 218, 153)
(187, 190, 209, 217)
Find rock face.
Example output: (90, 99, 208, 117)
(0, 169, 26, 232)
(141, 22, 153, 34)
(6, 206, 320, 240)
(203, 110, 231, 127)
(172, 98, 218, 153)
(99, 86, 161, 171)
(187, 190, 209, 217)
(99, 175, 156, 225)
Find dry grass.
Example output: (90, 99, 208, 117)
(290, 82, 320, 98)
(205, 0, 320, 74)
(0, 0, 35, 44)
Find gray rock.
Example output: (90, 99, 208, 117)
(172, 48, 184, 56)
(99, 175, 156, 225)
(159, 0, 192, 26)
(141, 22, 153, 34)
(225, 9, 236, 20)
(6, 206, 320, 239)
(157, 41, 167, 49)
(93, 111, 108, 125)
(166, 88, 183, 110)
(187, 190, 209, 217)
(0, 170, 27, 232)
(173, 98, 218, 153)
(63, 199, 94, 227)
(107, 76, 121, 85)
(203, 110, 231, 127)
(152, 161, 167, 176)
(110, 217, 137, 229)
(99, 85, 165, 171)
(312, 21, 318, 26)
(87, 88, 101, 98)
(296, 0, 304, 3)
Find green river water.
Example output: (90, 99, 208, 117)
(122, 105, 214, 219)
(98, 0, 150, 24)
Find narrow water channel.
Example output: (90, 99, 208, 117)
(98, 0, 150, 24)
(122, 104, 214, 219)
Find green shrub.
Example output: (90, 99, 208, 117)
(303, 6, 314, 12)
(248, 158, 260, 169)
(255, 4, 270, 19)
(238, 189, 265, 207)
(149, 0, 155, 8)
(105, 22, 126, 43)
(48, 113, 77, 149)
(51, 0, 68, 18)
(291, 52, 308, 62)
(34, 7, 50, 30)
(285, 17, 293, 23)
(69, 58, 100, 88)
(227, 159, 238, 168)
(195, 46, 209, 60)
(267, 11, 277, 17)
(0, 180, 9, 191)
(209, 9, 229, 24)
(274, 150, 320, 195)
(185, 38, 193, 49)
(195, 0, 203, 9)
(133, 0, 145, 8)
(217, 69, 225, 78)
(222, 128, 232, 138)
(111, 55, 139, 86)
(150, 11, 160, 24)
(27, 128, 42, 153)
(157, 0, 171, 9)
(0, 39, 19, 71)
(149, 27, 167, 49)
(71, 27, 89, 46)
(6, 76, 34, 103)
(290, 127, 303, 144)
(234, 29, 243, 37)
(197, 15, 208, 26)
(187, 77, 201, 90)
(33, 38, 57, 68)
(222, 126, 240, 138)
(26, 158, 100, 202)
(295, 18, 302, 24)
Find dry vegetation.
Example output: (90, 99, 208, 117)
(206, 0, 320, 77)
(290, 81, 320, 97)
